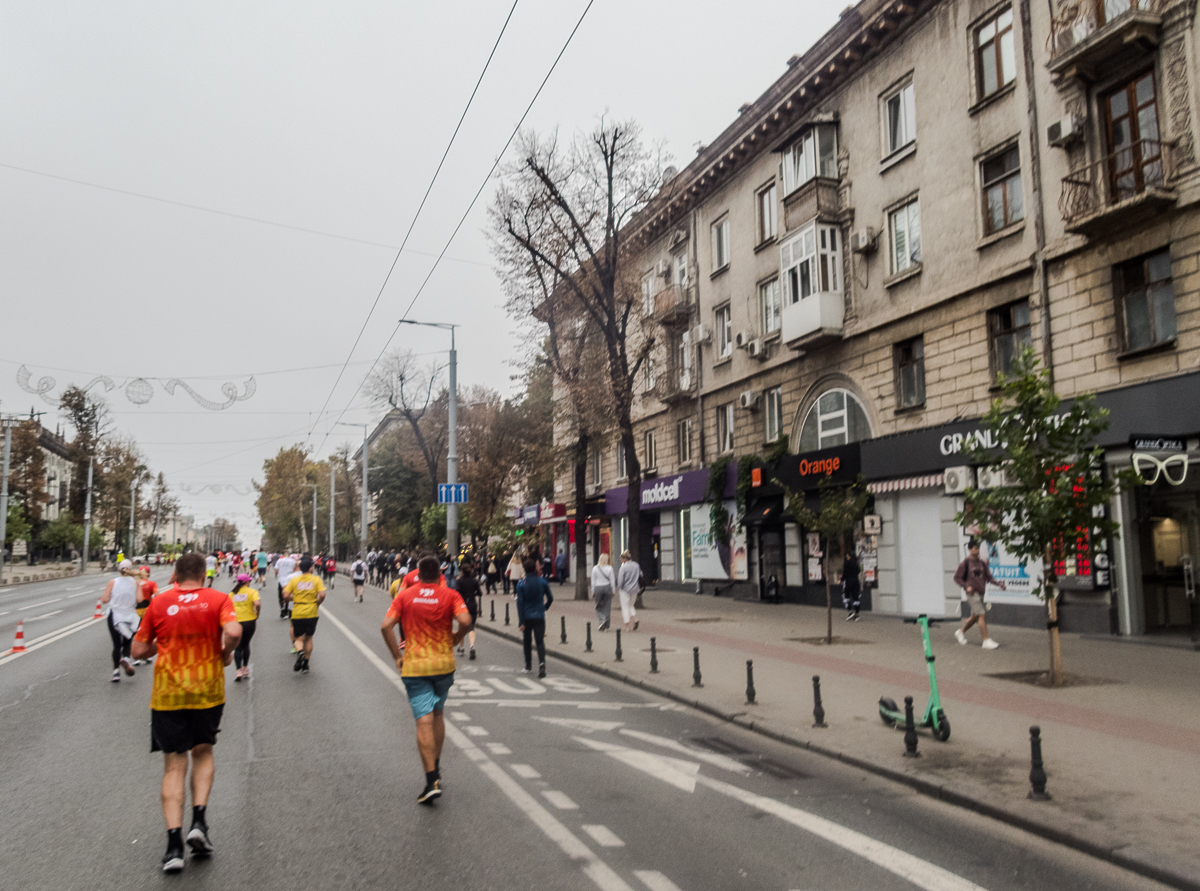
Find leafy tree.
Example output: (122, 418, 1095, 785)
(147, 473, 180, 544)
(40, 514, 83, 559)
(255, 446, 310, 551)
(421, 504, 447, 549)
(369, 430, 432, 551)
(4, 498, 32, 550)
(957, 349, 1138, 686)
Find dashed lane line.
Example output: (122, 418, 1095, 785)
(542, 790, 579, 810)
(321, 606, 637, 891)
(26, 610, 64, 621)
(510, 764, 541, 779)
(634, 872, 685, 891)
(485, 743, 512, 755)
(582, 825, 625, 848)
(0, 616, 100, 665)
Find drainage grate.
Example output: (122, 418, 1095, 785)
(687, 736, 753, 756)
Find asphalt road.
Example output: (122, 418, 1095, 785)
(0, 571, 1172, 891)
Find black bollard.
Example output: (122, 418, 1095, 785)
(692, 647, 703, 687)
(585, 621, 593, 653)
(490, 599, 495, 622)
(650, 637, 659, 673)
(745, 660, 757, 705)
(615, 629, 623, 662)
(812, 675, 827, 728)
(504, 602, 510, 626)
(560, 615, 567, 645)
(903, 696, 920, 758)
(1028, 726, 1052, 800)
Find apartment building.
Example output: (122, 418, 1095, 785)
(562, 0, 1200, 636)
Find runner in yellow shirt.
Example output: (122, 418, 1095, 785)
(230, 574, 261, 682)
(282, 557, 325, 674)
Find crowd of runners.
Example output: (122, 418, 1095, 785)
(101, 541, 571, 874)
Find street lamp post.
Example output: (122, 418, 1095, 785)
(399, 320, 459, 556)
(336, 422, 369, 559)
(129, 479, 137, 557)
(305, 483, 318, 554)
(0, 416, 14, 583)
(80, 452, 94, 572)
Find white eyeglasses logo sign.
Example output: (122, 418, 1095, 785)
(1132, 452, 1189, 486)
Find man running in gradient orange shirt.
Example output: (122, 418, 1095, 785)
(381, 555, 472, 805)
(132, 552, 241, 874)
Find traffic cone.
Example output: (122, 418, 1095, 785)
(93, 597, 104, 619)
(11, 620, 27, 653)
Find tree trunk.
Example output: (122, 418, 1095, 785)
(1047, 587, 1064, 686)
(574, 431, 590, 601)
(824, 546, 833, 645)
(299, 502, 309, 553)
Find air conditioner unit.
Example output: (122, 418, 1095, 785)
(735, 331, 751, 349)
(656, 259, 671, 278)
(976, 465, 1010, 490)
(943, 465, 975, 495)
(850, 227, 877, 254)
(693, 324, 711, 344)
(1047, 114, 1083, 148)
(746, 339, 767, 359)
(739, 390, 761, 410)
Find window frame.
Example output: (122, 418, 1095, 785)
(760, 276, 782, 336)
(895, 336, 927, 410)
(756, 181, 778, 245)
(780, 222, 842, 306)
(782, 124, 839, 195)
(717, 403, 735, 454)
(1115, 248, 1176, 354)
(677, 417, 694, 464)
(715, 304, 733, 359)
(883, 79, 916, 157)
(590, 447, 602, 486)
(975, 6, 1016, 101)
(765, 386, 784, 443)
(673, 250, 689, 289)
(798, 388, 872, 452)
(677, 329, 693, 388)
(643, 430, 658, 472)
(642, 354, 656, 393)
(887, 197, 922, 275)
(641, 272, 656, 315)
(711, 216, 731, 272)
(617, 441, 628, 480)
(987, 298, 1033, 381)
(981, 143, 1024, 235)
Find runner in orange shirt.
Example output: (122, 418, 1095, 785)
(389, 551, 444, 597)
(131, 552, 241, 874)
(381, 555, 472, 805)
(133, 568, 160, 666)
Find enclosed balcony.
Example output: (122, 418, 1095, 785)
(1059, 138, 1177, 236)
(653, 285, 692, 327)
(656, 370, 695, 406)
(1047, 0, 1162, 82)
(782, 290, 844, 350)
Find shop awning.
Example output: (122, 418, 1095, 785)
(867, 473, 944, 494)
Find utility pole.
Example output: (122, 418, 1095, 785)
(129, 478, 137, 556)
(305, 483, 318, 554)
(336, 422, 369, 559)
(0, 416, 13, 583)
(80, 452, 94, 572)
(329, 467, 337, 559)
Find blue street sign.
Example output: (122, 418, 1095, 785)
(438, 483, 469, 504)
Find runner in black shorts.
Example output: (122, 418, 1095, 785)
(282, 557, 326, 673)
(455, 561, 481, 661)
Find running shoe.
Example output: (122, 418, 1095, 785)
(120, 657, 136, 676)
(537, 664, 546, 679)
(417, 780, 442, 805)
(981, 639, 1000, 650)
(293, 652, 305, 673)
(233, 672, 242, 683)
(186, 823, 214, 856)
(633, 620, 639, 631)
(954, 629, 968, 645)
(300, 658, 310, 674)
(111, 669, 121, 683)
(469, 648, 476, 661)
(162, 845, 185, 873)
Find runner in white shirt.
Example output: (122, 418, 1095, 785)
(350, 553, 367, 603)
(274, 553, 297, 618)
(204, 553, 217, 588)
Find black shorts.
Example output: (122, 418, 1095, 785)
(291, 617, 318, 637)
(463, 598, 479, 622)
(151, 705, 224, 754)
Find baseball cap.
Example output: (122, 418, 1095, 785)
(118, 559, 133, 571)
(236, 573, 252, 583)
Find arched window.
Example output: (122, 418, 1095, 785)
(798, 388, 871, 452)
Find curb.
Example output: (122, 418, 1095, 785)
(477, 621, 1199, 891)
(0, 568, 82, 587)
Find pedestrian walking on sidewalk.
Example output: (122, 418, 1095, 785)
(954, 540, 1005, 649)
(516, 558, 554, 678)
(350, 553, 367, 602)
(590, 553, 616, 631)
(616, 550, 641, 632)
(485, 554, 499, 596)
(230, 574, 260, 681)
(380, 555, 473, 805)
(555, 549, 569, 585)
(131, 552, 241, 873)
(102, 560, 141, 682)
(842, 550, 862, 621)
(506, 550, 525, 598)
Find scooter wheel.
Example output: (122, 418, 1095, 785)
(878, 697, 899, 726)
(933, 709, 951, 742)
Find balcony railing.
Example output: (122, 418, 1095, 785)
(1059, 138, 1176, 232)
(1048, 0, 1161, 59)
(653, 285, 691, 326)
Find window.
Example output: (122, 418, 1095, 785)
(643, 430, 658, 471)
(988, 299, 1033, 380)
(760, 277, 782, 335)
(982, 146, 1023, 234)
(641, 273, 655, 314)
(798, 389, 872, 452)
(783, 125, 838, 194)
(711, 216, 731, 271)
(757, 183, 778, 243)
(674, 251, 689, 289)
(1106, 72, 1163, 202)
(717, 403, 735, 453)
(677, 418, 694, 464)
(642, 355, 656, 392)
(781, 223, 842, 305)
(617, 442, 628, 479)
(677, 329, 693, 388)
(895, 337, 926, 409)
(888, 199, 921, 274)
(590, 447, 602, 485)
(765, 387, 784, 442)
(679, 508, 693, 580)
(884, 81, 916, 155)
(715, 305, 733, 358)
(976, 8, 1015, 100)
(1116, 249, 1176, 352)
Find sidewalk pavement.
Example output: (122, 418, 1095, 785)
(476, 584, 1200, 891)
(0, 561, 102, 586)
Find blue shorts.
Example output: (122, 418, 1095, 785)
(402, 672, 455, 719)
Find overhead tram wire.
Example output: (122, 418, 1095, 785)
(313, 0, 596, 458)
(302, 0, 522, 451)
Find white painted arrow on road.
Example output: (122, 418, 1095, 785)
(534, 717, 625, 734)
(575, 736, 701, 793)
(619, 729, 751, 775)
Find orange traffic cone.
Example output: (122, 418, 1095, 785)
(11, 620, 27, 653)
(93, 597, 104, 619)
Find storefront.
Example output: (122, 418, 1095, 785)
(538, 503, 571, 577)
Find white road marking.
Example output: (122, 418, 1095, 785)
(581, 825, 625, 848)
(464, 725, 489, 737)
(576, 737, 701, 793)
(619, 729, 751, 775)
(450, 712, 471, 722)
(485, 743, 512, 755)
(0, 616, 100, 665)
(542, 790, 578, 810)
(534, 717, 624, 734)
(28, 598, 63, 608)
(510, 764, 541, 779)
(634, 871, 685, 891)
(489, 677, 546, 695)
(27, 610, 64, 621)
(321, 607, 635, 891)
(0, 611, 8, 618)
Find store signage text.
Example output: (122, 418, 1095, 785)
(797, 456, 841, 477)
(641, 476, 683, 507)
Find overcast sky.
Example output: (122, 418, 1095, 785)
(0, 0, 839, 534)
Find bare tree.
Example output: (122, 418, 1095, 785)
(364, 350, 447, 503)
(491, 119, 665, 568)
(148, 473, 181, 542)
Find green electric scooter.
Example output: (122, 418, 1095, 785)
(878, 614, 951, 742)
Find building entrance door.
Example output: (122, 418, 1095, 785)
(1137, 479, 1199, 632)
(897, 491, 946, 616)
(758, 527, 785, 600)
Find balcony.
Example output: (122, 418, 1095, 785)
(1059, 138, 1177, 236)
(782, 290, 844, 350)
(656, 371, 695, 406)
(653, 285, 692, 327)
(783, 177, 841, 232)
(1047, 0, 1162, 81)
